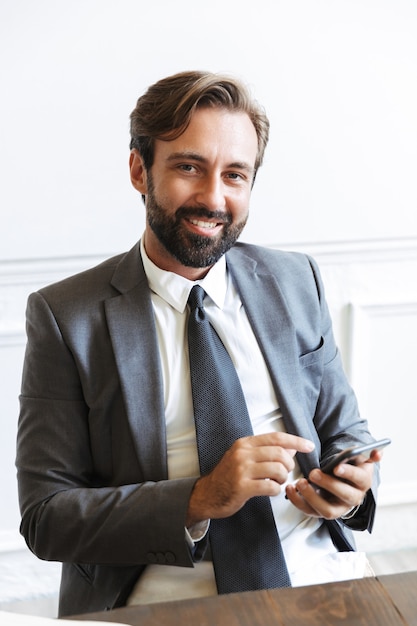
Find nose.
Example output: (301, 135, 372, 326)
(194, 174, 227, 212)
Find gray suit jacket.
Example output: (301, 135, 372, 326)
(16, 241, 378, 617)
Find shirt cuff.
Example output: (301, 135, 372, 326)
(185, 519, 210, 547)
(340, 504, 361, 520)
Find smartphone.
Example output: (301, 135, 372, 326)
(321, 438, 391, 475)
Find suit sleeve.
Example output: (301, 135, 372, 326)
(16, 290, 198, 568)
(306, 255, 380, 532)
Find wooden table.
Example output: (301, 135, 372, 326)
(69, 570, 417, 625)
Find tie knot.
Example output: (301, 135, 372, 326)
(188, 285, 205, 311)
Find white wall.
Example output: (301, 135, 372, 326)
(1, 0, 417, 616)
(2, 0, 416, 259)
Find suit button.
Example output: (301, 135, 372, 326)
(156, 552, 166, 564)
(146, 552, 157, 564)
(165, 552, 176, 564)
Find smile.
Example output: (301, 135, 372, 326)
(188, 219, 220, 229)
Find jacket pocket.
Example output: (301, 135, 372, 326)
(299, 337, 325, 368)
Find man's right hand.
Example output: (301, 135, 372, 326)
(186, 432, 315, 527)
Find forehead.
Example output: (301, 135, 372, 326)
(153, 107, 258, 168)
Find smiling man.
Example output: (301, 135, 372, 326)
(130, 107, 256, 276)
(17, 71, 382, 618)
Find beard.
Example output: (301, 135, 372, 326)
(145, 180, 248, 268)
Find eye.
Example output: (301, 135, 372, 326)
(225, 171, 248, 184)
(178, 163, 198, 173)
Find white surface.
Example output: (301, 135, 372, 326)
(1, 0, 416, 260)
(0, 611, 125, 625)
(0, 550, 60, 617)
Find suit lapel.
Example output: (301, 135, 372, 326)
(104, 242, 319, 481)
(227, 249, 320, 474)
(105, 243, 168, 481)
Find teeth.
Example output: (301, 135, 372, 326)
(189, 219, 218, 229)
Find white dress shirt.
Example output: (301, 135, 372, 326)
(128, 240, 367, 605)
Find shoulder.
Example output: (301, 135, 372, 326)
(28, 242, 145, 322)
(36, 242, 143, 304)
(227, 242, 326, 308)
(228, 242, 320, 279)
(39, 254, 123, 296)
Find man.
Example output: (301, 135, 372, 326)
(16, 71, 382, 617)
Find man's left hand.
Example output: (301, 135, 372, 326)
(285, 449, 383, 520)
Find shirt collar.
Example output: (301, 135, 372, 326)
(140, 237, 227, 313)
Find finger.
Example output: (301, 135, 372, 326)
(308, 470, 365, 508)
(285, 482, 321, 517)
(368, 449, 383, 463)
(249, 432, 315, 454)
(253, 459, 296, 484)
(292, 479, 356, 520)
(256, 477, 282, 498)
(332, 461, 374, 491)
(251, 444, 297, 467)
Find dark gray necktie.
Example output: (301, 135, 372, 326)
(187, 285, 291, 593)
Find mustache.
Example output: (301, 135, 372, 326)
(175, 206, 232, 225)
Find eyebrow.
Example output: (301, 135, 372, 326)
(165, 151, 255, 173)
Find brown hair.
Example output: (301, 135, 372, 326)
(130, 70, 269, 173)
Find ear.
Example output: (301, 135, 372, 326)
(129, 149, 148, 194)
